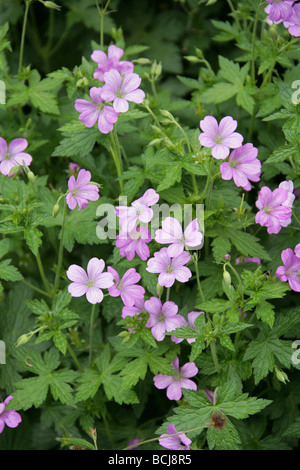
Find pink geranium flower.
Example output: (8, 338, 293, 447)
(107, 267, 145, 306)
(145, 297, 185, 341)
(75, 87, 119, 134)
(198, 116, 243, 159)
(295, 243, 300, 258)
(116, 226, 151, 261)
(101, 69, 145, 113)
(0, 396, 22, 433)
(153, 357, 198, 400)
(115, 188, 159, 232)
(67, 258, 114, 304)
(155, 217, 203, 257)
(146, 247, 192, 288)
(220, 143, 261, 191)
(255, 186, 292, 234)
(91, 45, 134, 82)
(68, 162, 80, 175)
(159, 424, 192, 451)
(0, 137, 32, 176)
(276, 247, 300, 292)
(66, 169, 99, 210)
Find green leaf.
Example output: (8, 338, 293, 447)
(24, 227, 43, 256)
(0, 259, 23, 282)
(207, 417, 241, 450)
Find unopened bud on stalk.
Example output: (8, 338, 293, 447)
(41, 1, 62, 10)
(52, 203, 60, 218)
(15, 332, 33, 347)
(156, 283, 164, 299)
(275, 366, 289, 384)
(27, 170, 36, 183)
(223, 268, 231, 286)
(133, 58, 151, 65)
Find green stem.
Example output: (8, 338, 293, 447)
(251, 1, 262, 86)
(166, 287, 170, 302)
(18, 0, 31, 74)
(53, 199, 67, 294)
(67, 342, 83, 373)
(226, 0, 242, 31)
(109, 131, 123, 192)
(89, 303, 97, 368)
(226, 262, 245, 306)
(210, 340, 220, 373)
(194, 258, 205, 304)
(96, 0, 112, 49)
(293, 212, 300, 227)
(21, 279, 52, 298)
(35, 250, 52, 295)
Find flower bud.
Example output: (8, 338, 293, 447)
(223, 269, 231, 286)
(52, 203, 60, 218)
(27, 170, 36, 183)
(15, 332, 33, 347)
(133, 58, 151, 65)
(156, 283, 164, 299)
(42, 1, 61, 10)
(275, 367, 289, 384)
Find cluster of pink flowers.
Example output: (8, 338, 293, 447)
(198, 115, 261, 192)
(255, 180, 294, 234)
(0, 137, 32, 177)
(265, 1, 300, 37)
(75, 45, 145, 134)
(276, 243, 300, 292)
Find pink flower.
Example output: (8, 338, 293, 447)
(91, 45, 134, 82)
(115, 188, 159, 232)
(198, 116, 243, 159)
(295, 243, 300, 258)
(287, 4, 300, 36)
(116, 226, 151, 261)
(159, 424, 192, 451)
(0, 137, 32, 176)
(220, 143, 261, 191)
(0, 396, 22, 433)
(171, 311, 203, 344)
(101, 69, 145, 113)
(153, 357, 198, 400)
(66, 257, 114, 304)
(75, 87, 119, 134)
(122, 296, 146, 318)
(276, 247, 300, 292)
(145, 297, 185, 341)
(255, 186, 292, 234)
(107, 267, 145, 306)
(66, 168, 99, 210)
(146, 247, 192, 288)
(266, 0, 294, 22)
(155, 217, 203, 257)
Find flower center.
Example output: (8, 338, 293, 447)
(116, 88, 124, 98)
(229, 160, 238, 168)
(165, 263, 174, 273)
(214, 135, 223, 144)
(264, 205, 273, 214)
(86, 279, 94, 288)
(158, 313, 166, 322)
(4, 151, 11, 160)
(97, 102, 104, 112)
